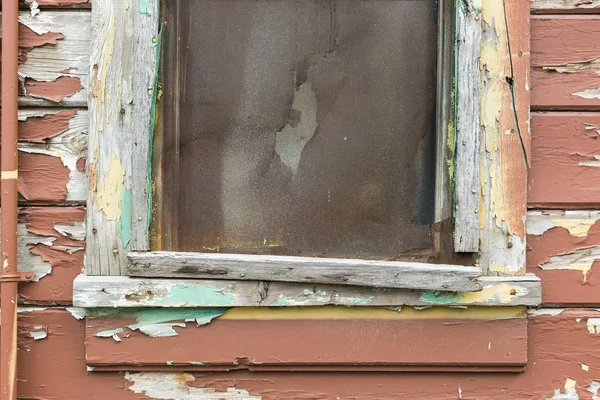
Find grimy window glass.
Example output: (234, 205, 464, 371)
(162, 0, 438, 259)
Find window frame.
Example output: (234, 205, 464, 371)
(79, 0, 539, 308)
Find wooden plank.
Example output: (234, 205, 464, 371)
(11, 306, 600, 399)
(0, 207, 85, 304)
(531, 16, 600, 110)
(528, 210, 600, 305)
(531, 0, 600, 13)
(454, 0, 481, 252)
(13, 108, 87, 203)
(85, 307, 528, 373)
(72, 274, 541, 308)
(0, 11, 90, 106)
(127, 252, 482, 291)
(528, 112, 600, 208)
(87, 0, 160, 275)
(477, 0, 530, 275)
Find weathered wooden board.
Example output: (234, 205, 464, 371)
(73, 274, 541, 308)
(528, 112, 600, 207)
(127, 252, 482, 292)
(0, 0, 90, 9)
(0, 11, 90, 106)
(10, 108, 88, 203)
(454, 0, 481, 252)
(85, 307, 528, 373)
(477, 0, 530, 276)
(0, 207, 85, 304)
(531, 0, 600, 13)
(8, 307, 600, 399)
(528, 210, 600, 305)
(87, 0, 160, 275)
(531, 16, 600, 110)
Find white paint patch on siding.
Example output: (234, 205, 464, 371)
(587, 381, 600, 400)
(574, 88, 600, 100)
(125, 372, 262, 399)
(545, 378, 579, 400)
(538, 247, 600, 281)
(138, 323, 186, 338)
(527, 211, 600, 236)
(587, 318, 600, 334)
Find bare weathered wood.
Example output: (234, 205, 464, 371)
(0, 11, 90, 106)
(127, 252, 482, 291)
(454, 0, 482, 252)
(87, 0, 159, 275)
(531, 0, 600, 13)
(73, 273, 541, 308)
(477, 0, 530, 275)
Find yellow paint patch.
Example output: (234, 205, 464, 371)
(96, 154, 125, 221)
(553, 219, 597, 237)
(488, 263, 521, 276)
(218, 306, 525, 321)
(460, 283, 516, 305)
(1, 170, 18, 180)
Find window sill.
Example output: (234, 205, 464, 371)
(73, 274, 541, 308)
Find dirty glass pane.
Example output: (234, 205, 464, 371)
(168, 0, 438, 259)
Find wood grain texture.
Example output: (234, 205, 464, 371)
(454, 0, 481, 252)
(85, 308, 528, 372)
(72, 274, 541, 308)
(477, 0, 530, 276)
(531, 0, 600, 13)
(127, 252, 482, 291)
(87, 0, 160, 275)
(531, 16, 600, 110)
(528, 210, 600, 305)
(0, 11, 90, 106)
(528, 112, 600, 207)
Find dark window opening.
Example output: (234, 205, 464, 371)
(157, 0, 439, 260)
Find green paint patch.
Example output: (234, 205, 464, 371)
(302, 289, 313, 296)
(276, 296, 291, 306)
(90, 307, 229, 337)
(155, 285, 235, 307)
(140, 0, 153, 15)
(118, 188, 132, 248)
(420, 290, 464, 305)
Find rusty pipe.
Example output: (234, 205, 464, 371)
(1, 0, 20, 399)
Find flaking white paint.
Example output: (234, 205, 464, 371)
(125, 372, 262, 399)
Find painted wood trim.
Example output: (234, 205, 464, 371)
(84, 307, 528, 373)
(454, 0, 482, 252)
(73, 273, 541, 307)
(127, 251, 482, 291)
(477, 0, 530, 276)
(87, 0, 160, 275)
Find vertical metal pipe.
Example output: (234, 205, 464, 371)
(1, 0, 20, 398)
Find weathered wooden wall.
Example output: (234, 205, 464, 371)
(1, 0, 600, 398)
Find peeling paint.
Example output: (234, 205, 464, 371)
(65, 307, 86, 320)
(91, 308, 228, 339)
(579, 155, 600, 168)
(153, 285, 235, 307)
(573, 88, 600, 100)
(96, 154, 125, 221)
(587, 318, 600, 334)
(545, 378, 578, 400)
(29, 326, 47, 341)
(538, 246, 600, 281)
(125, 372, 262, 399)
(118, 188, 132, 248)
(528, 211, 600, 236)
(420, 283, 522, 305)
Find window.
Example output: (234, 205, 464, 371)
(79, 0, 539, 308)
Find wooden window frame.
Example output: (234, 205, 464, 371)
(76, 0, 540, 308)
